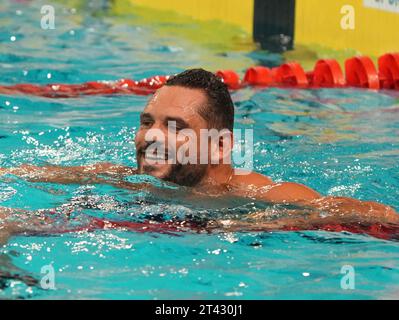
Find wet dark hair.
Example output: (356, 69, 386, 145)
(165, 68, 234, 131)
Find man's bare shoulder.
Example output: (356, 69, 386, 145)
(231, 170, 320, 202)
(231, 169, 273, 187)
(261, 182, 321, 202)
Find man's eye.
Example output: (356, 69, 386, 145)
(140, 120, 153, 127)
(174, 125, 184, 131)
(169, 124, 185, 132)
(169, 126, 183, 133)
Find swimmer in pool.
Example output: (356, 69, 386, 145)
(0, 69, 398, 240)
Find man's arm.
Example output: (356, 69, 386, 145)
(253, 182, 399, 225)
(0, 207, 28, 246)
(209, 183, 399, 235)
(0, 208, 40, 287)
(0, 163, 137, 185)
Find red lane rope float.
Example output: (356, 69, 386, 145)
(0, 75, 171, 98)
(379, 53, 399, 90)
(243, 66, 273, 87)
(310, 59, 346, 88)
(1, 53, 399, 98)
(345, 56, 380, 90)
(135, 75, 169, 93)
(215, 70, 241, 89)
(272, 62, 309, 88)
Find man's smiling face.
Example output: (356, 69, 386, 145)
(135, 85, 210, 186)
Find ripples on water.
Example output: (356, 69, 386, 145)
(0, 0, 399, 299)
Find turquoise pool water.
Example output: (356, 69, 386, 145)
(1, 0, 399, 299)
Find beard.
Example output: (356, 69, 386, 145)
(162, 163, 207, 187)
(136, 144, 208, 187)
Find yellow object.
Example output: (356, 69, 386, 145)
(295, 0, 399, 57)
(125, 0, 398, 58)
(128, 0, 254, 34)
(110, 0, 256, 71)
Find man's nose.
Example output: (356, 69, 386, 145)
(151, 121, 165, 132)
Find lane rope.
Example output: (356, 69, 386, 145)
(1, 53, 398, 98)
